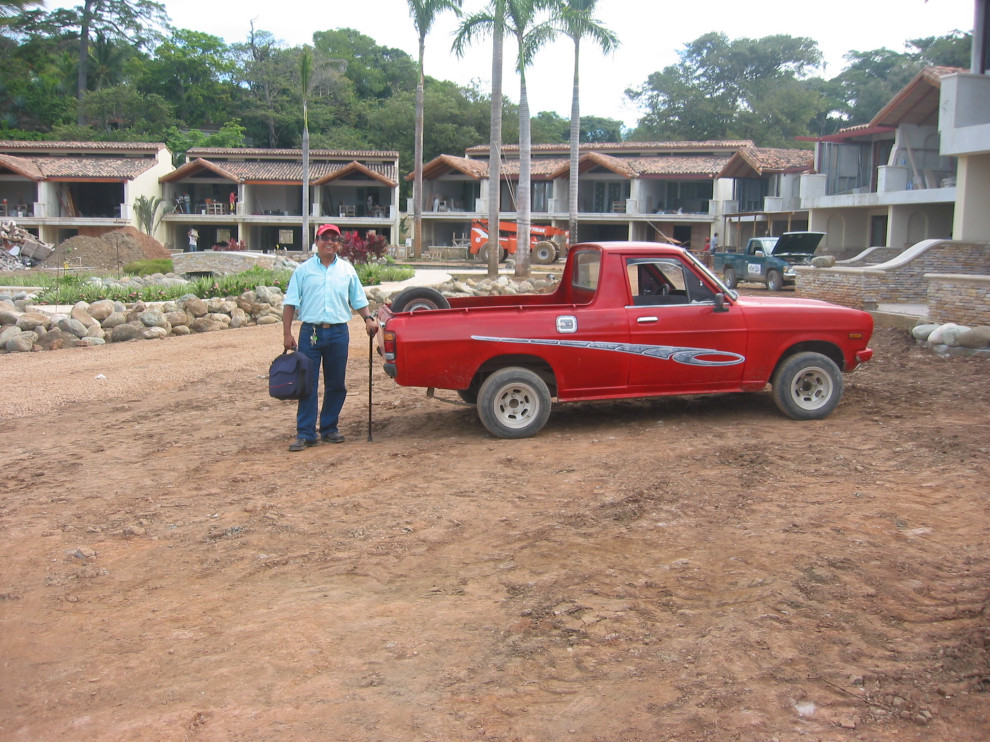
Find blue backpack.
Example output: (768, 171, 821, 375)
(268, 351, 313, 400)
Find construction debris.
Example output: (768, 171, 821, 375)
(1, 220, 54, 269)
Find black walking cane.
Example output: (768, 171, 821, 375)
(367, 332, 374, 442)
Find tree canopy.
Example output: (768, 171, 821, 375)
(0, 2, 974, 182)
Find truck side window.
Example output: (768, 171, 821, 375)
(626, 257, 716, 305)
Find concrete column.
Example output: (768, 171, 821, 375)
(953, 153, 990, 241)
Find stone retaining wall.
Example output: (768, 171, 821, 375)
(795, 240, 990, 309)
(926, 273, 990, 326)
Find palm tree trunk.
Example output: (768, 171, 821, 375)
(487, 24, 504, 280)
(515, 67, 531, 278)
(414, 35, 426, 259)
(568, 37, 581, 246)
(302, 117, 310, 250)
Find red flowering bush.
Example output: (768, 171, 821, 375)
(337, 230, 388, 265)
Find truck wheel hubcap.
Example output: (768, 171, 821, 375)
(790, 366, 833, 410)
(494, 383, 539, 428)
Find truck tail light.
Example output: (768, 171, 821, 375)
(382, 330, 397, 361)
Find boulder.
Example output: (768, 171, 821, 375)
(110, 323, 145, 342)
(16, 313, 50, 331)
(101, 311, 129, 329)
(183, 297, 208, 317)
(36, 328, 65, 351)
(87, 299, 116, 321)
(6, 331, 37, 352)
(71, 302, 100, 329)
(957, 326, 990, 349)
(138, 309, 169, 328)
(0, 309, 21, 325)
(0, 325, 23, 345)
(57, 317, 89, 339)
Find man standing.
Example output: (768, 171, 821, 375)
(282, 223, 378, 451)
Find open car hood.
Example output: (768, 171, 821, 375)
(769, 232, 825, 257)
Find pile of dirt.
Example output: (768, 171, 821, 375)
(47, 226, 171, 273)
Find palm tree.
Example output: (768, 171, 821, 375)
(300, 45, 313, 252)
(508, 0, 556, 278)
(133, 194, 164, 236)
(454, 0, 511, 279)
(407, 0, 463, 260)
(556, 0, 618, 245)
(0, 0, 39, 19)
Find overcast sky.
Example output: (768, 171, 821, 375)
(51, 0, 976, 128)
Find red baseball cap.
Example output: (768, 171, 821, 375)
(316, 223, 341, 238)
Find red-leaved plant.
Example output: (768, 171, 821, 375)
(337, 231, 388, 265)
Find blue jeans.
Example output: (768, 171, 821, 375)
(296, 323, 349, 441)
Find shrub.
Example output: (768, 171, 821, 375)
(337, 231, 388, 265)
(123, 259, 173, 276)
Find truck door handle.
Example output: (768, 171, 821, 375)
(636, 316, 659, 323)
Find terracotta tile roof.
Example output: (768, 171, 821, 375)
(186, 147, 398, 159)
(411, 154, 489, 181)
(179, 149, 398, 184)
(497, 158, 569, 178)
(870, 65, 965, 128)
(12, 155, 157, 180)
(467, 140, 754, 156)
(0, 140, 166, 154)
(718, 147, 814, 178)
(0, 153, 45, 180)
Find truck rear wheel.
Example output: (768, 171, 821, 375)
(477, 367, 552, 438)
(389, 287, 450, 312)
(771, 352, 843, 420)
(532, 241, 557, 264)
(766, 269, 783, 291)
(723, 267, 738, 289)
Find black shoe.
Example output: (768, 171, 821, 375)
(289, 437, 318, 452)
(321, 431, 345, 444)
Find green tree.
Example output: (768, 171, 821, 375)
(556, 0, 618, 244)
(910, 30, 971, 69)
(81, 83, 173, 134)
(627, 32, 823, 143)
(164, 121, 246, 165)
(137, 29, 238, 128)
(407, 0, 463, 259)
(72, 0, 171, 124)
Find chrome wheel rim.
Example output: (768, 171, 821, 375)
(493, 382, 541, 429)
(789, 365, 833, 411)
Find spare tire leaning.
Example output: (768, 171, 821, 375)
(389, 287, 450, 312)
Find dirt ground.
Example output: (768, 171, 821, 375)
(1, 299, 988, 741)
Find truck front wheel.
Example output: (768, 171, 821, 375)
(723, 267, 738, 289)
(477, 367, 552, 438)
(771, 352, 843, 420)
(766, 269, 783, 291)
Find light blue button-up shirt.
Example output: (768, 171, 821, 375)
(283, 255, 369, 324)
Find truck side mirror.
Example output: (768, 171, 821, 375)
(713, 293, 728, 312)
(754, 250, 764, 257)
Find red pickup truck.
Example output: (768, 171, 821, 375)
(377, 242, 874, 438)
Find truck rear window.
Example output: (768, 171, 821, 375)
(571, 250, 601, 293)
